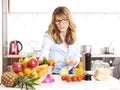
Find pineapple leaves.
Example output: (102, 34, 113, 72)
(16, 75, 40, 90)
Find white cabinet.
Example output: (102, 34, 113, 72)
(0, 0, 3, 79)
(9, 0, 120, 13)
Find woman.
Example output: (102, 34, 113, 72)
(39, 6, 80, 74)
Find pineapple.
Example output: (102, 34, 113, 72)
(16, 75, 40, 90)
(1, 72, 18, 87)
(1, 72, 40, 89)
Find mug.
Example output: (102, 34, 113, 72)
(104, 47, 114, 54)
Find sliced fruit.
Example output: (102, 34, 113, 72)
(78, 61, 83, 69)
(73, 68, 83, 76)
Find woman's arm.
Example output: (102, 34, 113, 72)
(67, 38, 80, 66)
(39, 33, 53, 60)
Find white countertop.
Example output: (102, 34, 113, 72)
(0, 75, 120, 90)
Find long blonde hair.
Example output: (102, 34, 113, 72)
(47, 6, 76, 44)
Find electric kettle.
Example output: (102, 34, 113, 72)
(9, 40, 23, 55)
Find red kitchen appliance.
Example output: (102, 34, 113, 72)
(9, 40, 23, 55)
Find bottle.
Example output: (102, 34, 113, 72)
(84, 53, 92, 81)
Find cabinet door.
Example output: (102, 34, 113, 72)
(9, 0, 120, 13)
(0, 0, 3, 75)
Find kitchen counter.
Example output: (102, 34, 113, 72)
(0, 75, 120, 90)
(4, 54, 120, 58)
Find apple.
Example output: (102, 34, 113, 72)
(59, 67, 69, 76)
(12, 62, 23, 73)
(27, 58, 38, 69)
(64, 58, 70, 64)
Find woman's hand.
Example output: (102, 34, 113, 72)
(66, 58, 78, 66)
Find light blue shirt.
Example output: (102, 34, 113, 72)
(39, 33, 80, 73)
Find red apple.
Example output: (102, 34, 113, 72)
(12, 62, 23, 73)
(27, 58, 38, 69)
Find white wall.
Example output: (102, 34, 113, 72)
(7, 0, 120, 54)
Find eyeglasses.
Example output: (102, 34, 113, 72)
(55, 19, 68, 25)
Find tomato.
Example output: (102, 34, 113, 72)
(61, 76, 66, 81)
(66, 76, 71, 82)
(81, 76, 85, 80)
(71, 76, 77, 82)
(76, 76, 82, 81)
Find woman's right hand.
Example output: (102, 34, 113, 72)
(65, 58, 78, 66)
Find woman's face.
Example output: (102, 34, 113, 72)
(55, 15, 69, 33)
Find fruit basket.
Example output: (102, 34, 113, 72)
(1, 55, 55, 90)
(35, 64, 48, 84)
(38, 57, 55, 83)
(41, 66, 55, 83)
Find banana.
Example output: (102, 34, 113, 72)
(22, 57, 29, 68)
(19, 57, 24, 63)
(36, 64, 48, 72)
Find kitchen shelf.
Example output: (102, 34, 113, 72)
(91, 54, 120, 58)
(4, 54, 39, 58)
(4, 54, 120, 58)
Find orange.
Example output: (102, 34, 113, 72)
(48, 59, 55, 66)
(18, 71, 24, 76)
(24, 67, 33, 76)
(38, 60, 43, 65)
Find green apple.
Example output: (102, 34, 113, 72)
(59, 67, 69, 76)
(64, 58, 70, 64)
